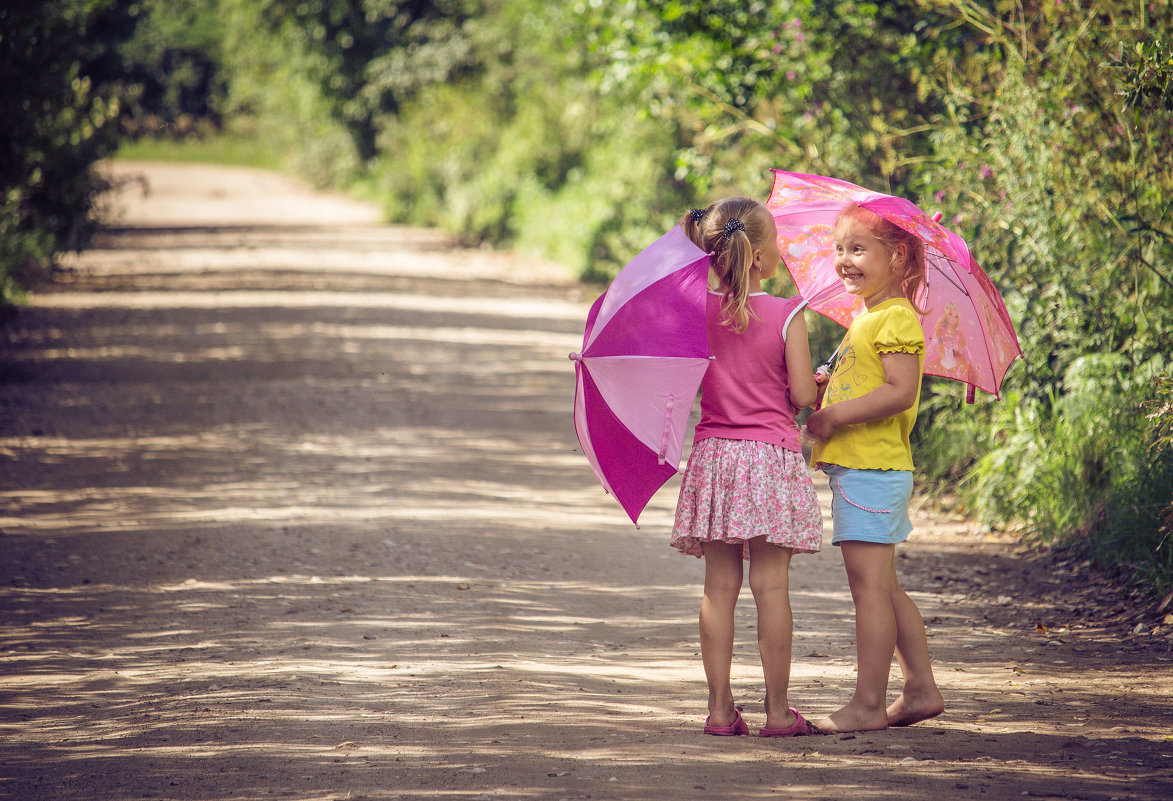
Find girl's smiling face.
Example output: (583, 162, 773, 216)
(833, 223, 898, 308)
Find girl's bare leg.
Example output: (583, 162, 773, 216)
(747, 538, 797, 730)
(699, 541, 743, 726)
(814, 541, 896, 733)
(887, 584, 945, 725)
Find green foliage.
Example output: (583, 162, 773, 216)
(908, 3, 1173, 593)
(1144, 376, 1173, 458)
(367, 1, 689, 275)
(118, 0, 225, 138)
(115, 131, 281, 169)
(208, 0, 482, 186)
(1116, 35, 1173, 110)
(0, 0, 138, 306)
(961, 358, 1173, 591)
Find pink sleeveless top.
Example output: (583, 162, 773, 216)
(693, 292, 807, 452)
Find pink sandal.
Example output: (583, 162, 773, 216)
(703, 708, 750, 736)
(758, 708, 821, 737)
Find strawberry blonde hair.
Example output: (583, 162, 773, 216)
(680, 197, 774, 333)
(833, 203, 928, 313)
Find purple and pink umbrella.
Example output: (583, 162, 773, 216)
(570, 226, 712, 525)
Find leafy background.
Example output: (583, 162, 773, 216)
(3, 0, 1171, 592)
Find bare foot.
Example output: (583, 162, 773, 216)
(812, 703, 889, 733)
(887, 689, 945, 727)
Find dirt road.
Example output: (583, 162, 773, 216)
(1, 162, 1170, 801)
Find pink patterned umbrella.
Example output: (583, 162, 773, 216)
(767, 169, 1022, 400)
(570, 226, 712, 525)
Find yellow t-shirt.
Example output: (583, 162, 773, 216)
(811, 298, 925, 471)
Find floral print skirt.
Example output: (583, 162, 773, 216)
(671, 437, 823, 559)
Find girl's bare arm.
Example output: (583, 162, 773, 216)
(785, 311, 818, 409)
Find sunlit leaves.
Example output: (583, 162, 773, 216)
(1114, 36, 1173, 111)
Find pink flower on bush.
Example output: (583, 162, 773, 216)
(979, 165, 993, 179)
(786, 70, 796, 80)
(934, 190, 945, 204)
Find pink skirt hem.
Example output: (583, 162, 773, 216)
(671, 437, 823, 559)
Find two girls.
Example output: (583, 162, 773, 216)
(670, 197, 944, 736)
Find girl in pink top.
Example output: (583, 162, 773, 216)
(671, 197, 823, 737)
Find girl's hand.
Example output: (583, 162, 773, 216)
(804, 407, 836, 441)
(813, 369, 829, 407)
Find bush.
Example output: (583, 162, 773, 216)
(118, 0, 226, 139)
(908, 5, 1172, 594)
(0, 0, 137, 306)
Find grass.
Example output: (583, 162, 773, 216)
(115, 134, 282, 170)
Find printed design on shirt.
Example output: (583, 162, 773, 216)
(825, 342, 861, 404)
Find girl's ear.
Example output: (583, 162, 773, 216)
(889, 242, 908, 271)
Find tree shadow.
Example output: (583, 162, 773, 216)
(2, 209, 1171, 800)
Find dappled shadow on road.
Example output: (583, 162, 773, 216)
(3, 180, 1171, 800)
(4, 566, 1171, 800)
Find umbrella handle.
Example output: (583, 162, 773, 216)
(657, 393, 675, 465)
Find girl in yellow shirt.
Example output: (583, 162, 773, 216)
(804, 203, 945, 733)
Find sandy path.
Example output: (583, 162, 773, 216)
(1, 162, 1170, 801)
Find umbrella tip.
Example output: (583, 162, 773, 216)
(931, 211, 943, 222)
(569, 352, 581, 361)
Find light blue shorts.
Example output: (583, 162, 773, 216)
(821, 465, 913, 546)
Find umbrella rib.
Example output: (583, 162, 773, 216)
(927, 250, 969, 296)
(953, 278, 999, 397)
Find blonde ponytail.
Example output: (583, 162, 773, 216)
(681, 198, 773, 333)
(715, 219, 755, 332)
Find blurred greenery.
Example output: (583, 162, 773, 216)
(3, 0, 1171, 592)
(1, 0, 136, 304)
(114, 131, 281, 169)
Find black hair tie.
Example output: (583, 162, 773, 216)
(688, 208, 707, 223)
(722, 217, 745, 240)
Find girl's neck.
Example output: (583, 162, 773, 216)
(863, 290, 902, 310)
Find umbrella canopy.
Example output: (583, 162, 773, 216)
(767, 169, 1022, 399)
(571, 225, 712, 525)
